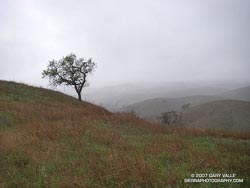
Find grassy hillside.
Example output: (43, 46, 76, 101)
(182, 100, 250, 131)
(1, 81, 250, 188)
(121, 95, 225, 119)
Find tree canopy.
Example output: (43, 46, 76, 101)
(42, 53, 96, 101)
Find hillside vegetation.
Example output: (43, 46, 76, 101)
(0, 81, 250, 188)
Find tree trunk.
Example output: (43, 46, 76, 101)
(77, 92, 82, 101)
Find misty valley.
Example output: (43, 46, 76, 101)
(84, 82, 250, 131)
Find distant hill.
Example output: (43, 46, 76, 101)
(219, 86, 250, 101)
(182, 100, 250, 131)
(120, 86, 250, 131)
(121, 95, 225, 119)
(84, 82, 231, 111)
(120, 85, 250, 119)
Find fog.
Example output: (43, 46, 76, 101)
(0, 0, 249, 89)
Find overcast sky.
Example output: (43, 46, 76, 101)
(0, 0, 249, 88)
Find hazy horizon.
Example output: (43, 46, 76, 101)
(0, 0, 250, 89)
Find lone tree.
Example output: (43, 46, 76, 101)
(42, 53, 96, 101)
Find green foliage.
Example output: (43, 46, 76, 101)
(42, 53, 96, 101)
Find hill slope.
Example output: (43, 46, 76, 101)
(219, 86, 250, 101)
(182, 100, 250, 131)
(0, 81, 250, 188)
(121, 95, 225, 119)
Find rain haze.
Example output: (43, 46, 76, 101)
(0, 0, 250, 107)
